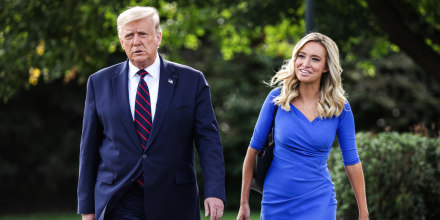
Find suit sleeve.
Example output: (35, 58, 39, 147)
(193, 73, 226, 203)
(77, 77, 102, 214)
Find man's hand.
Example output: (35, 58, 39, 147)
(81, 214, 95, 220)
(204, 197, 224, 220)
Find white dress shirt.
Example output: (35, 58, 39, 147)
(128, 54, 160, 121)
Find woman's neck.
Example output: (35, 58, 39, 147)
(298, 83, 320, 101)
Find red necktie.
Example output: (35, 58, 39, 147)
(134, 69, 152, 186)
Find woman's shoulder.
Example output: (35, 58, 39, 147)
(268, 87, 281, 97)
(260, 87, 281, 110)
(337, 99, 353, 120)
(343, 100, 352, 111)
(264, 87, 281, 105)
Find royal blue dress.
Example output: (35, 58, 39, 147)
(250, 88, 360, 220)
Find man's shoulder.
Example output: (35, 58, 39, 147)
(163, 59, 202, 76)
(90, 61, 126, 79)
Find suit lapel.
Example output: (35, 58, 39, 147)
(112, 60, 142, 151)
(146, 56, 178, 150)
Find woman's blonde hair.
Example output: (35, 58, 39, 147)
(270, 32, 346, 118)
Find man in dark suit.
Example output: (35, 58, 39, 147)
(77, 6, 225, 220)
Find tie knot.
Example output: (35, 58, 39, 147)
(137, 69, 148, 77)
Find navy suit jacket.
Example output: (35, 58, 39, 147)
(77, 56, 225, 220)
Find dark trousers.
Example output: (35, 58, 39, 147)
(105, 183, 145, 220)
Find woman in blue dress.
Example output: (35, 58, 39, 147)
(237, 33, 369, 220)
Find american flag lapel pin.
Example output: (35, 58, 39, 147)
(168, 79, 173, 84)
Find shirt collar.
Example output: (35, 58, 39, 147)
(128, 53, 160, 79)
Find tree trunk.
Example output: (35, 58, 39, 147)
(366, 0, 440, 79)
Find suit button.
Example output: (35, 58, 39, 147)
(143, 154, 147, 159)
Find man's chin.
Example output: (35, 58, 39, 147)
(131, 59, 150, 69)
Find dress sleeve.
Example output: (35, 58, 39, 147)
(337, 102, 361, 166)
(249, 88, 280, 151)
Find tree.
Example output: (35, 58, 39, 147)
(366, 0, 440, 79)
(2, 0, 439, 100)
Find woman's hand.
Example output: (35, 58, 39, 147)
(237, 147, 259, 220)
(359, 211, 369, 220)
(236, 203, 251, 220)
(345, 163, 369, 220)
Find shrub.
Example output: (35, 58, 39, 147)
(328, 132, 440, 219)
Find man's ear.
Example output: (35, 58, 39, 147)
(119, 37, 124, 50)
(156, 30, 162, 47)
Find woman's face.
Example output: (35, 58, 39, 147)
(294, 41, 328, 84)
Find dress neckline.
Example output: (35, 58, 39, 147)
(290, 103, 320, 125)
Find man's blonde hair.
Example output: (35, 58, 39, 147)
(117, 6, 161, 38)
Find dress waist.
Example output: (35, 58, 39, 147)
(263, 144, 334, 201)
(274, 144, 329, 171)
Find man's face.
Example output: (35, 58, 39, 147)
(119, 17, 162, 69)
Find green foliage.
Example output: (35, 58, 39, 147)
(0, 0, 124, 102)
(328, 132, 440, 219)
(345, 52, 440, 134)
(0, 80, 84, 212)
(0, 0, 307, 102)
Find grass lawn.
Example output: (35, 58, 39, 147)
(0, 211, 260, 220)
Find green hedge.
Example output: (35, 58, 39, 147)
(328, 132, 440, 219)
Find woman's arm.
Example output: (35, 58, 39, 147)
(345, 162, 369, 220)
(236, 147, 259, 220)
